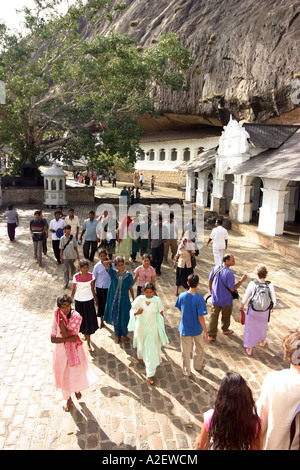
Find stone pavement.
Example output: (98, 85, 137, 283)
(0, 188, 299, 450)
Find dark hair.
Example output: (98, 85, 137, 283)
(114, 256, 124, 265)
(79, 259, 89, 268)
(8, 204, 13, 210)
(143, 282, 155, 292)
(64, 224, 71, 230)
(216, 218, 223, 225)
(223, 254, 231, 263)
(34, 210, 41, 216)
(142, 254, 151, 261)
(57, 294, 73, 308)
(187, 273, 199, 288)
(99, 249, 108, 256)
(54, 210, 60, 215)
(89, 210, 95, 215)
(68, 208, 74, 212)
(208, 371, 260, 450)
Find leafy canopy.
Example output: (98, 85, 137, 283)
(0, 0, 193, 174)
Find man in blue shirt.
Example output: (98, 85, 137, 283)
(207, 253, 247, 341)
(80, 210, 99, 261)
(175, 274, 208, 376)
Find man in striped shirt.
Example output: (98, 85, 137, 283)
(30, 211, 46, 267)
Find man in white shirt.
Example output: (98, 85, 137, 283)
(64, 208, 80, 239)
(206, 219, 228, 266)
(49, 210, 66, 264)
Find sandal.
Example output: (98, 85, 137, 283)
(147, 377, 154, 385)
(222, 329, 234, 335)
(260, 340, 267, 348)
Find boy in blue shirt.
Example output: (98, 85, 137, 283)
(175, 273, 208, 377)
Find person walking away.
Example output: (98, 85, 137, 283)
(134, 254, 156, 296)
(65, 208, 80, 240)
(206, 219, 228, 266)
(128, 282, 169, 385)
(175, 274, 208, 377)
(71, 260, 98, 351)
(30, 210, 46, 267)
(207, 254, 247, 341)
(80, 210, 98, 262)
(103, 256, 134, 344)
(60, 225, 80, 289)
(256, 329, 300, 450)
(240, 264, 276, 356)
(49, 210, 66, 264)
(139, 173, 145, 188)
(196, 371, 261, 450)
(50, 294, 100, 411)
(39, 210, 48, 256)
(163, 212, 178, 263)
(4, 204, 19, 242)
(150, 215, 169, 275)
(150, 175, 155, 195)
(173, 237, 195, 296)
(93, 249, 111, 328)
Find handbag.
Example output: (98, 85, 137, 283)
(191, 256, 196, 269)
(212, 266, 239, 300)
(240, 308, 245, 325)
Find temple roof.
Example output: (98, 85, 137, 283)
(227, 129, 300, 181)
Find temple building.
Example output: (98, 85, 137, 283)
(137, 117, 300, 238)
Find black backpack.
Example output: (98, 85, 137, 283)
(249, 280, 273, 312)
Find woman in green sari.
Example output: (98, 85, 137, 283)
(128, 282, 169, 385)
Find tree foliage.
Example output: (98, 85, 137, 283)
(0, 0, 193, 174)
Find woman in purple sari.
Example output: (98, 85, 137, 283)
(240, 264, 276, 356)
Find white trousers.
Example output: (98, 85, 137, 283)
(213, 247, 224, 266)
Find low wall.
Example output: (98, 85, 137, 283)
(1, 185, 95, 206)
(116, 169, 186, 189)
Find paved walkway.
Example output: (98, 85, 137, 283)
(0, 191, 299, 450)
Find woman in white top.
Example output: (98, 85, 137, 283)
(173, 237, 195, 296)
(71, 260, 98, 351)
(240, 264, 276, 356)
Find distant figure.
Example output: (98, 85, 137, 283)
(150, 175, 155, 194)
(4, 204, 19, 242)
(139, 173, 145, 188)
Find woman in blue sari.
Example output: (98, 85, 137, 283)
(103, 256, 134, 343)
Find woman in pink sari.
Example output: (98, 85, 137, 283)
(50, 294, 100, 411)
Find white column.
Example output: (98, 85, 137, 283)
(258, 179, 288, 236)
(284, 183, 297, 222)
(196, 175, 208, 207)
(186, 171, 195, 202)
(230, 176, 253, 222)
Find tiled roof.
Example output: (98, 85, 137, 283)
(243, 123, 299, 148)
(227, 129, 300, 181)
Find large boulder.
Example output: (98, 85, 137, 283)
(93, 0, 300, 128)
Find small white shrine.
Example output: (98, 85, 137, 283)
(43, 163, 67, 207)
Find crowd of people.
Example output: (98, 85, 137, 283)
(3, 202, 300, 450)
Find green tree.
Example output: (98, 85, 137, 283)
(0, 0, 193, 174)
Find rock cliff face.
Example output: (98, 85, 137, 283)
(94, 0, 300, 129)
